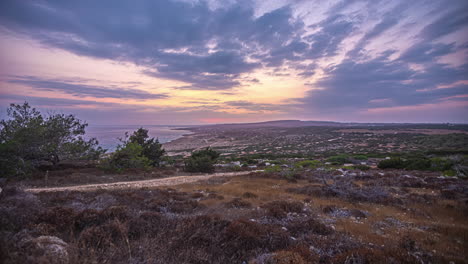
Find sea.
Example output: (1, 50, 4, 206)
(85, 125, 192, 152)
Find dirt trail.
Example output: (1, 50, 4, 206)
(25, 170, 262, 193)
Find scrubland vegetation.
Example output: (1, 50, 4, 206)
(1, 169, 467, 263)
(1, 103, 468, 263)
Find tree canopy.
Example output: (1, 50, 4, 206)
(0, 102, 105, 177)
(185, 147, 220, 173)
(100, 127, 166, 171)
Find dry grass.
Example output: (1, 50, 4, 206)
(1, 169, 467, 263)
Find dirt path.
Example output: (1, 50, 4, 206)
(25, 170, 262, 193)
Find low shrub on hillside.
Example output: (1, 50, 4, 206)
(294, 160, 321, 169)
(184, 147, 220, 173)
(352, 155, 368, 160)
(378, 158, 405, 169)
(326, 155, 350, 165)
(378, 155, 467, 176)
(264, 165, 282, 173)
(353, 164, 370, 170)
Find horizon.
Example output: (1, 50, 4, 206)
(1, 0, 467, 124)
(85, 119, 468, 127)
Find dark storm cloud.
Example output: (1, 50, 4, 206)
(298, 0, 468, 115)
(0, 0, 304, 90)
(8, 76, 168, 100)
(301, 53, 468, 112)
(1, 0, 467, 119)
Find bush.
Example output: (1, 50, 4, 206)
(184, 147, 220, 173)
(0, 102, 104, 177)
(326, 155, 349, 165)
(99, 127, 166, 171)
(354, 164, 370, 171)
(405, 158, 431, 170)
(352, 155, 368, 160)
(128, 128, 165, 167)
(100, 142, 152, 172)
(264, 165, 282, 173)
(262, 200, 304, 218)
(430, 157, 453, 171)
(294, 160, 320, 169)
(377, 158, 405, 169)
(443, 170, 456, 177)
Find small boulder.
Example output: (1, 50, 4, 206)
(33, 236, 69, 264)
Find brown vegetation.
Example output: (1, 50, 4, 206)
(1, 168, 467, 263)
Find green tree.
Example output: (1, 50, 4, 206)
(128, 127, 165, 167)
(102, 142, 151, 171)
(185, 147, 220, 173)
(0, 102, 105, 177)
(100, 127, 165, 171)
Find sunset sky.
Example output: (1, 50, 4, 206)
(0, 0, 467, 125)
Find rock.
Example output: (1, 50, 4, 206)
(33, 236, 69, 264)
(349, 209, 368, 218)
(10, 232, 69, 264)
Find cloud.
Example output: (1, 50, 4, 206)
(0, 94, 107, 108)
(399, 42, 457, 64)
(8, 76, 168, 100)
(0, 0, 305, 90)
(305, 14, 355, 59)
(346, 10, 400, 57)
(1, 0, 467, 123)
(419, 4, 468, 41)
(300, 51, 468, 114)
(225, 100, 295, 112)
(296, 0, 468, 118)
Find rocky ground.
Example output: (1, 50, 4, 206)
(1, 168, 467, 263)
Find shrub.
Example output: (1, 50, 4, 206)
(286, 217, 333, 236)
(294, 160, 320, 169)
(242, 192, 258, 199)
(430, 157, 453, 171)
(100, 142, 152, 172)
(184, 147, 220, 173)
(264, 165, 282, 173)
(128, 128, 165, 167)
(443, 170, 456, 177)
(405, 158, 431, 170)
(326, 155, 349, 165)
(377, 158, 405, 169)
(99, 127, 166, 171)
(262, 200, 304, 218)
(354, 164, 370, 171)
(352, 155, 368, 160)
(223, 198, 252, 209)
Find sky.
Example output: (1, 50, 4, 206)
(0, 0, 467, 125)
